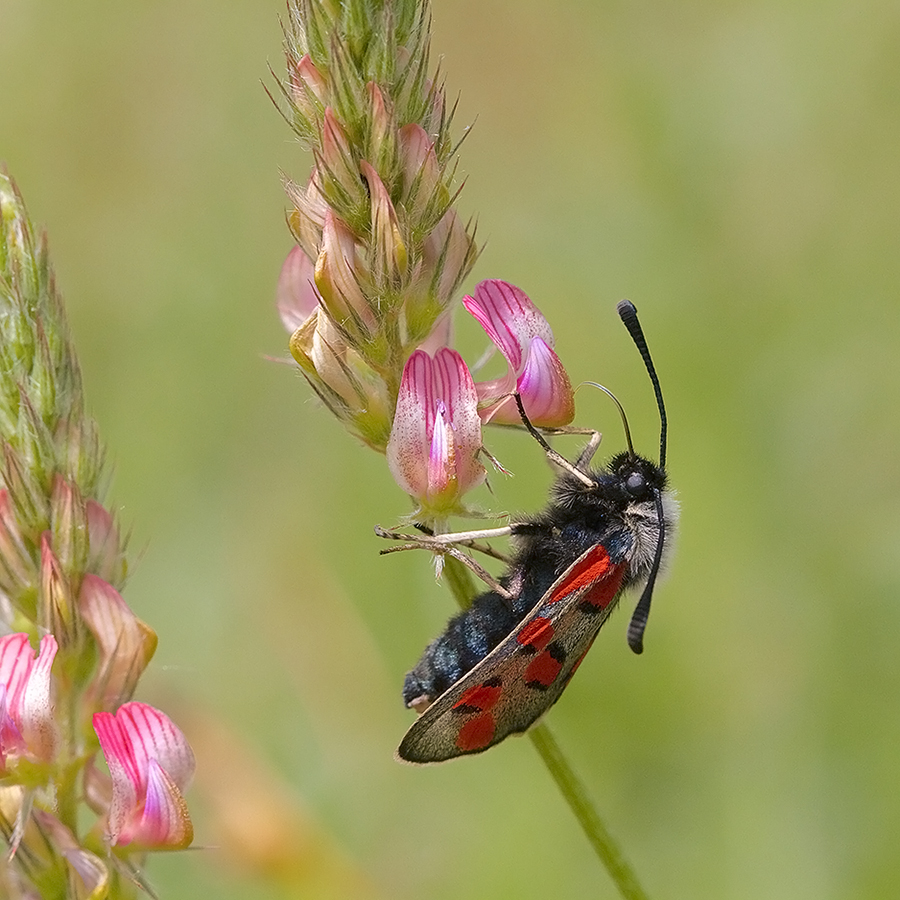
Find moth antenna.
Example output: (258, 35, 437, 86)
(514, 394, 595, 488)
(579, 381, 634, 456)
(627, 490, 666, 654)
(616, 300, 667, 469)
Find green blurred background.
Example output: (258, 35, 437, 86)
(3, 0, 900, 897)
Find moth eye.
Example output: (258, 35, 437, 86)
(626, 472, 646, 496)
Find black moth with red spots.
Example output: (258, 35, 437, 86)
(397, 301, 677, 764)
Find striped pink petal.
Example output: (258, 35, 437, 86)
(93, 702, 194, 848)
(387, 348, 484, 515)
(464, 280, 574, 427)
(0, 633, 58, 765)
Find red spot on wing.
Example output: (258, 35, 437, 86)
(547, 545, 618, 606)
(581, 563, 626, 609)
(516, 616, 554, 651)
(456, 712, 496, 751)
(453, 681, 502, 712)
(525, 651, 563, 688)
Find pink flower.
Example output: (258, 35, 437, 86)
(387, 348, 485, 519)
(463, 279, 575, 427)
(0, 633, 58, 770)
(93, 702, 195, 849)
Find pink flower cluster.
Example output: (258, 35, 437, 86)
(0, 482, 195, 853)
(280, 265, 576, 521)
(386, 279, 574, 520)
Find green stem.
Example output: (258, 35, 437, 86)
(528, 723, 650, 900)
(442, 555, 651, 900)
(442, 554, 478, 610)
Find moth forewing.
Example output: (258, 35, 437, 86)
(396, 543, 628, 764)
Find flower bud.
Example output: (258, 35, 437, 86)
(0, 489, 34, 598)
(289, 54, 328, 121)
(79, 574, 157, 709)
(314, 211, 377, 337)
(320, 108, 364, 207)
(366, 83, 395, 175)
(39, 534, 78, 649)
(360, 161, 407, 285)
(398, 123, 444, 222)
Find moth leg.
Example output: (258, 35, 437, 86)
(411, 523, 511, 564)
(574, 429, 602, 468)
(375, 524, 514, 545)
(520, 422, 602, 470)
(376, 531, 515, 600)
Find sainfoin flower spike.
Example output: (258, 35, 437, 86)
(463, 279, 575, 427)
(1, 170, 196, 889)
(276, 1, 479, 451)
(93, 702, 195, 849)
(387, 348, 485, 523)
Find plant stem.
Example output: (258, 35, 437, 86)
(442, 554, 650, 899)
(528, 723, 651, 900)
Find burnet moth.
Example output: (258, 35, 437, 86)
(389, 300, 677, 764)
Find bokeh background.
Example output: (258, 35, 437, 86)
(2, 0, 900, 897)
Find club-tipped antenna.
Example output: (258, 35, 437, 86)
(616, 300, 667, 469)
(626, 490, 666, 654)
(579, 381, 634, 456)
(514, 394, 595, 488)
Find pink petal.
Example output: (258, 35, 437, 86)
(0, 683, 25, 762)
(463, 280, 556, 373)
(115, 702, 195, 792)
(93, 703, 194, 848)
(387, 349, 484, 508)
(486, 337, 575, 427)
(18, 634, 58, 762)
(85, 500, 123, 585)
(0, 633, 33, 715)
(131, 758, 193, 849)
(432, 348, 484, 495)
(416, 313, 453, 355)
(387, 350, 433, 498)
(426, 401, 454, 499)
(277, 246, 320, 333)
(93, 711, 141, 844)
(79, 575, 158, 708)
